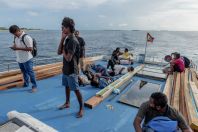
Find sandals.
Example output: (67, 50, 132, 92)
(58, 103, 70, 110)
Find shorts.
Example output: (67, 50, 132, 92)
(62, 74, 79, 91)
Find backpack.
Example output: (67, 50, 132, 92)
(73, 36, 80, 64)
(21, 34, 37, 57)
(75, 42, 80, 64)
(182, 56, 190, 68)
(145, 116, 178, 132)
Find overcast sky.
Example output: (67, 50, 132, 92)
(0, 0, 198, 30)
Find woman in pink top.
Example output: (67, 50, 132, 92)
(163, 52, 185, 74)
(170, 53, 185, 72)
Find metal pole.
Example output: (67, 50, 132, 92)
(143, 37, 148, 64)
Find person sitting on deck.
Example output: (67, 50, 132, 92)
(133, 92, 192, 132)
(82, 70, 114, 89)
(78, 74, 90, 86)
(113, 64, 134, 75)
(119, 48, 133, 64)
(87, 64, 134, 76)
(107, 47, 123, 71)
(90, 64, 113, 76)
(163, 52, 185, 74)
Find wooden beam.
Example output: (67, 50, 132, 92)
(0, 81, 23, 90)
(191, 69, 198, 89)
(96, 65, 144, 98)
(179, 71, 188, 122)
(0, 55, 103, 79)
(170, 72, 177, 106)
(84, 96, 103, 109)
(172, 73, 180, 111)
(0, 62, 62, 79)
(163, 75, 173, 104)
(189, 81, 198, 109)
(0, 69, 62, 90)
(0, 55, 104, 90)
(0, 65, 62, 85)
(0, 74, 23, 85)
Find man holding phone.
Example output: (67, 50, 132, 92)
(9, 25, 37, 93)
(57, 17, 83, 118)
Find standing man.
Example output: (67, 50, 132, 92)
(9, 25, 37, 93)
(133, 92, 192, 132)
(75, 30, 86, 72)
(58, 17, 84, 118)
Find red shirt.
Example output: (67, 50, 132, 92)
(171, 58, 185, 72)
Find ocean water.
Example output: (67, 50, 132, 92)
(0, 30, 198, 71)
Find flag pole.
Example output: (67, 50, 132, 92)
(144, 34, 148, 64)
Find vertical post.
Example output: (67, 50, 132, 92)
(143, 38, 148, 64)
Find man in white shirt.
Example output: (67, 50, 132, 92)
(9, 25, 37, 93)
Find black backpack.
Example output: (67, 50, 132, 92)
(21, 34, 37, 57)
(75, 40, 80, 64)
(183, 56, 190, 68)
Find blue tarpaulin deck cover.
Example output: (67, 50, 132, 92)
(0, 60, 165, 132)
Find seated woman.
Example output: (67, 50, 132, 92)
(163, 52, 185, 74)
(107, 47, 122, 71)
(119, 48, 133, 64)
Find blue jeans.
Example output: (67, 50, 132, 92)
(18, 59, 37, 88)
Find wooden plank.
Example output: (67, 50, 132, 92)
(0, 69, 62, 90)
(190, 81, 198, 109)
(0, 74, 23, 85)
(191, 69, 198, 89)
(96, 65, 144, 98)
(0, 65, 62, 85)
(0, 55, 103, 79)
(179, 71, 188, 121)
(170, 72, 177, 106)
(0, 55, 103, 90)
(163, 75, 173, 104)
(183, 69, 191, 125)
(0, 62, 62, 79)
(184, 69, 198, 131)
(172, 73, 180, 111)
(0, 81, 23, 90)
(84, 96, 103, 109)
